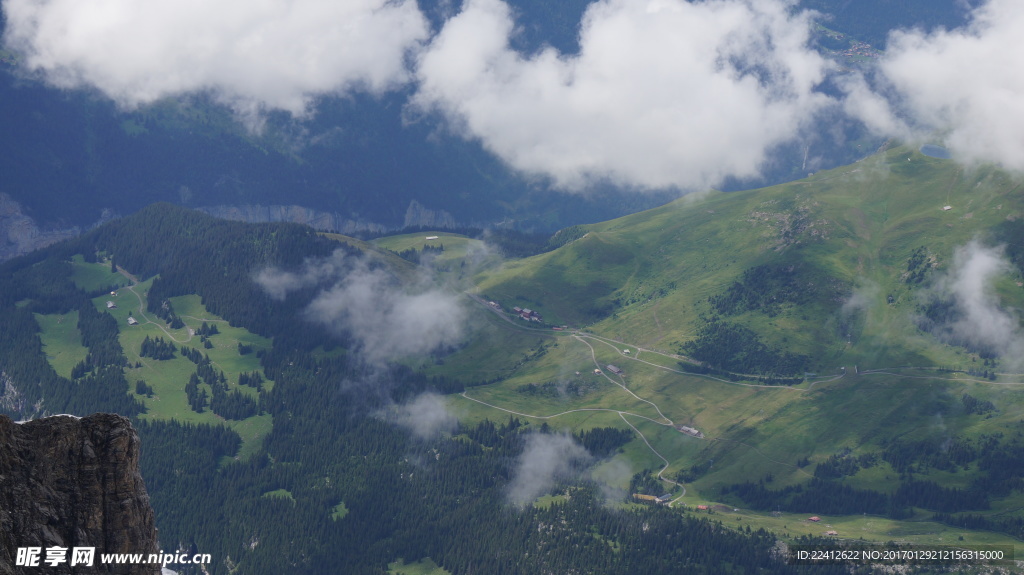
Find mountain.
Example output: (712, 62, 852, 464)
(0, 203, 859, 574)
(0, 413, 159, 575)
(473, 143, 1024, 373)
(0, 0, 978, 260)
(5, 146, 1024, 572)
(432, 144, 1024, 546)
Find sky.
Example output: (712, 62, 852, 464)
(2, 0, 1021, 188)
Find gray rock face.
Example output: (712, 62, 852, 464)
(0, 194, 81, 262)
(198, 199, 457, 234)
(0, 414, 160, 575)
(197, 203, 389, 235)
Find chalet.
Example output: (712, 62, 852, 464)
(593, 369, 602, 375)
(126, 317, 138, 325)
(656, 494, 672, 504)
(488, 301, 501, 310)
(105, 301, 116, 309)
(808, 516, 821, 522)
(606, 365, 623, 375)
(696, 505, 709, 511)
(824, 530, 838, 536)
(513, 306, 523, 313)
(674, 425, 705, 439)
(623, 349, 630, 354)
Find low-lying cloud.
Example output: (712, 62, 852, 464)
(412, 0, 834, 191)
(924, 240, 1024, 367)
(254, 250, 352, 301)
(392, 392, 458, 440)
(507, 433, 592, 506)
(2, 0, 429, 116)
(846, 0, 1024, 172)
(256, 250, 465, 365)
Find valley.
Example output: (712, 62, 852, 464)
(6, 143, 1024, 572)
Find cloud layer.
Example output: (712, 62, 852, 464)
(413, 0, 833, 190)
(2, 0, 429, 115)
(850, 0, 1024, 171)
(3, 0, 1020, 186)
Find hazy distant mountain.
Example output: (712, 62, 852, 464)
(0, 0, 987, 258)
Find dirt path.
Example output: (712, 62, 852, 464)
(618, 412, 686, 506)
(117, 270, 195, 344)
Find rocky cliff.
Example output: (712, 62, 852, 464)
(0, 194, 118, 262)
(0, 414, 160, 574)
(197, 199, 457, 235)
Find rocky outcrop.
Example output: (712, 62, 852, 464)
(0, 194, 118, 262)
(197, 203, 389, 235)
(403, 200, 456, 230)
(0, 414, 160, 574)
(198, 200, 458, 235)
(0, 194, 80, 262)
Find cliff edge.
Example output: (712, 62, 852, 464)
(0, 414, 160, 574)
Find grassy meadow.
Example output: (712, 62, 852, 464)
(430, 145, 1024, 548)
(36, 276, 275, 460)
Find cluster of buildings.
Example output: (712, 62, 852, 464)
(486, 301, 544, 322)
(838, 41, 880, 59)
(511, 306, 542, 322)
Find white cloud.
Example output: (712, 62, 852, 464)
(393, 392, 458, 439)
(507, 433, 591, 506)
(848, 0, 1024, 171)
(254, 250, 351, 300)
(2, 0, 429, 115)
(926, 240, 1024, 368)
(411, 0, 834, 191)
(254, 250, 466, 365)
(303, 260, 465, 365)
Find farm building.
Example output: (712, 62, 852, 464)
(126, 317, 138, 325)
(656, 494, 672, 504)
(105, 301, 116, 309)
(674, 425, 704, 439)
(808, 516, 821, 522)
(606, 365, 623, 375)
(696, 505, 709, 511)
(593, 369, 602, 375)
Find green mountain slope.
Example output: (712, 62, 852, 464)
(475, 145, 1024, 374)
(436, 145, 1024, 546)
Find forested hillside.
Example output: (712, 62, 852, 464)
(0, 203, 892, 574)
